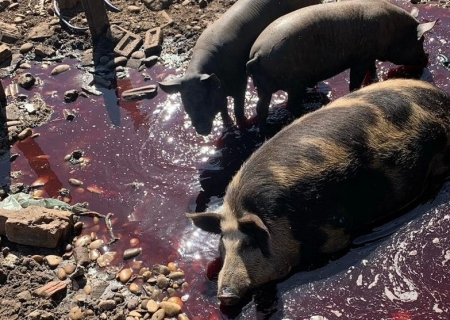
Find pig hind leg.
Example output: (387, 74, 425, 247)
(255, 86, 273, 135)
(286, 88, 307, 117)
(349, 61, 376, 91)
(232, 77, 248, 128)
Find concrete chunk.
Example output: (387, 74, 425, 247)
(0, 206, 74, 248)
(114, 32, 143, 58)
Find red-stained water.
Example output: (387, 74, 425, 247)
(1, 1, 450, 319)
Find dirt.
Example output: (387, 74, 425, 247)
(0, 0, 236, 319)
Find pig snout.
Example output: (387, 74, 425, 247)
(192, 121, 213, 135)
(218, 287, 242, 306)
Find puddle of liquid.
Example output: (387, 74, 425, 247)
(1, 1, 450, 319)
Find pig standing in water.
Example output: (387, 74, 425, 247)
(158, 0, 319, 135)
(187, 79, 450, 305)
(247, 0, 437, 130)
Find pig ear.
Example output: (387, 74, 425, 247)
(410, 7, 419, 18)
(417, 20, 438, 39)
(200, 73, 221, 89)
(238, 214, 270, 238)
(158, 77, 183, 94)
(186, 212, 222, 234)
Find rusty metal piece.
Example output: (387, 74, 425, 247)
(121, 84, 158, 101)
(81, 0, 110, 41)
(34, 280, 67, 298)
(114, 32, 143, 58)
(144, 27, 161, 57)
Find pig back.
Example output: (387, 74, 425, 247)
(189, 0, 320, 84)
(248, 0, 412, 90)
(227, 79, 450, 239)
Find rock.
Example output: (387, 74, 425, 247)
(98, 299, 116, 311)
(17, 290, 32, 302)
(127, 5, 141, 12)
(156, 274, 169, 289)
(118, 268, 133, 283)
(19, 42, 33, 53)
(34, 280, 67, 298)
(28, 309, 54, 320)
(178, 314, 189, 320)
(51, 64, 70, 76)
(142, 0, 173, 11)
(97, 251, 116, 267)
(168, 271, 184, 279)
(128, 310, 142, 318)
(127, 298, 139, 310)
(0, 206, 74, 248)
(128, 282, 140, 294)
(63, 262, 76, 274)
(89, 239, 104, 250)
(131, 51, 145, 59)
(27, 22, 54, 41)
(64, 89, 79, 102)
(17, 127, 33, 140)
(34, 44, 55, 58)
(150, 309, 165, 320)
(89, 249, 100, 261)
(17, 72, 35, 89)
(146, 299, 159, 313)
(68, 306, 84, 320)
(45, 255, 62, 268)
(160, 301, 181, 316)
(123, 247, 142, 260)
(56, 267, 67, 280)
(73, 246, 90, 267)
(0, 43, 11, 62)
(0, 21, 20, 43)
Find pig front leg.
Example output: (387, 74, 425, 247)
(349, 61, 376, 91)
(233, 79, 247, 129)
(286, 88, 307, 117)
(220, 96, 234, 127)
(255, 88, 272, 135)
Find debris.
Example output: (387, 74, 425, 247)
(122, 84, 158, 100)
(34, 280, 67, 298)
(114, 31, 143, 58)
(144, 27, 162, 57)
(159, 10, 174, 29)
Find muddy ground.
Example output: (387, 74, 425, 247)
(0, 0, 448, 319)
(0, 0, 237, 319)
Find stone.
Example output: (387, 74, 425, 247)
(146, 299, 158, 313)
(160, 301, 181, 316)
(73, 246, 90, 267)
(34, 44, 55, 58)
(114, 32, 142, 58)
(0, 206, 74, 248)
(45, 255, 62, 268)
(131, 51, 145, 59)
(68, 306, 84, 320)
(27, 22, 54, 41)
(19, 42, 33, 54)
(17, 290, 32, 302)
(127, 5, 141, 12)
(50, 64, 70, 75)
(0, 21, 20, 43)
(0, 43, 11, 62)
(142, 0, 173, 11)
(98, 299, 116, 311)
(17, 72, 35, 89)
(150, 309, 165, 320)
(27, 310, 54, 320)
(118, 268, 133, 283)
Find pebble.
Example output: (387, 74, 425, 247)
(83, 284, 92, 295)
(98, 299, 116, 311)
(62, 263, 76, 275)
(160, 301, 181, 316)
(168, 296, 183, 308)
(89, 249, 101, 261)
(156, 274, 169, 289)
(146, 299, 159, 313)
(123, 247, 142, 260)
(128, 5, 141, 12)
(69, 178, 83, 187)
(167, 262, 177, 272)
(131, 51, 145, 59)
(45, 255, 62, 268)
(129, 282, 140, 294)
(31, 255, 43, 264)
(127, 298, 140, 310)
(69, 306, 85, 320)
(97, 252, 116, 267)
(89, 239, 104, 250)
(20, 42, 33, 53)
(14, 16, 24, 23)
(19, 62, 31, 69)
(75, 234, 91, 247)
(118, 268, 133, 283)
(128, 310, 143, 318)
(50, 64, 70, 75)
(17, 290, 32, 302)
(56, 267, 67, 280)
(73, 221, 83, 234)
(178, 314, 190, 320)
(17, 127, 32, 140)
(168, 271, 184, 279)
(150, 309, 165, 320)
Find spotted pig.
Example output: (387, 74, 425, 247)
(247, 0, 437, 130)
(158, 0, 319, 135)
(187, 79, 450, 305)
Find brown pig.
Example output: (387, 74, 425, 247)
(158, 0, 320, 135)
(187, 79, 450, 305)
(247, 0, 437, 130)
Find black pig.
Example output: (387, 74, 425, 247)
(158, 0, 319, 135)
(187, 79, 450, 305)
(247, 0, 437, 129)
